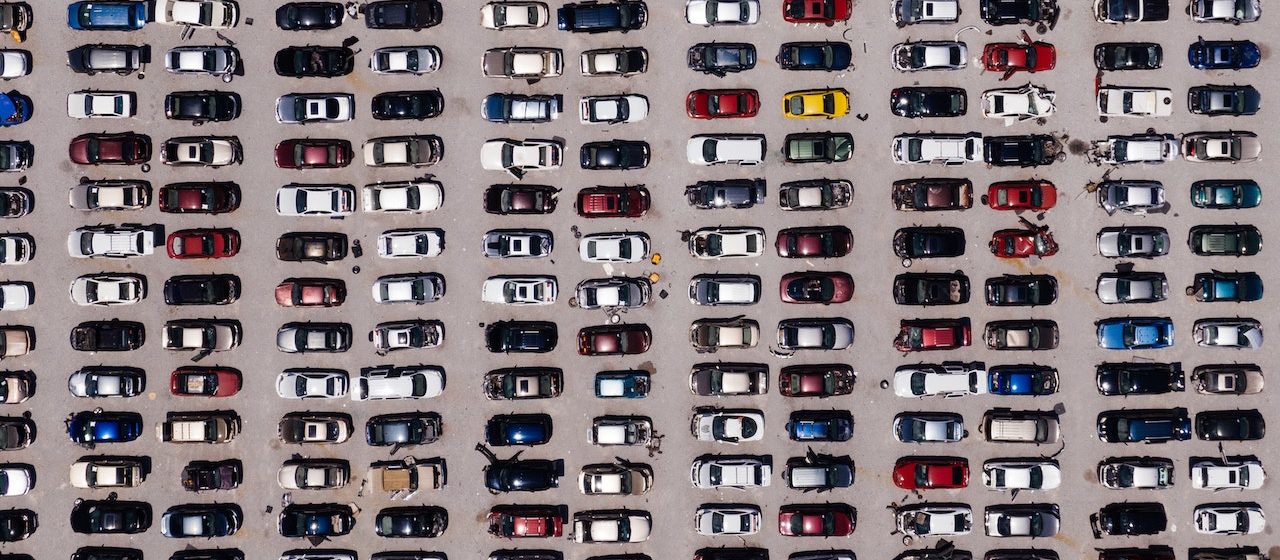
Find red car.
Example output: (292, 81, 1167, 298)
(989, 228, 1059, 258)
(893, 457, 969, 490)
(982, 38, 1056, 80)
(985, 181, 1057, 211)
(894, 318, 971, 352)
(687, 89, 761, 119)
(159, 182, 241, 214)
(579, 324, 652, 356)
(274, 138, 353, 169)
(166, 228, 239, 259)
(780, 271, 854, 304)
(778, 364, 855, 397)
(170, 366, 242, 397)
(69, 133, 151, 165)
(275, 278, 346, 307)
(782, 0, 851, 24)
(776, 226, 853, 258)
(778, 504, 856, 537)
(576, 185, 650, 218)
(487, 506, 564, 538)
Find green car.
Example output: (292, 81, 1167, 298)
(783, 132, 853, 163)
(1188, 225, 1262, 256)
(1190, 180, 1261, 209)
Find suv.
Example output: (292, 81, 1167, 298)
(687, 135, 765, 165)
(364, 0, 441, 29)
(557, 0, 646, 31)
(68, 44, 149, 76)
(893, 133, 982, 165)
(157, 411, 241, 443)
(983, 409, 1060, 443)
(1097, 409, 1191, 443)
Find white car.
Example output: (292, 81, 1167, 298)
(893, 413, 965, 443)
(691, 409, 765, 443)
(1194, 319, 1263, 349)
(982, 84, 1056, 124)
(362, 181, 443, 213)
(163, 320, 239, 352)
(1097, 86, 1174, 118)
(480, 139, 563, 178)
(1195, 505, 1266, 535)
(67, 369, 142, 398)
(590, 416, 653, 447)
(985, 506, 1060, 537)
(892, 41, 967, 71)
(1098, 181, 1166, 215)
(371, 320, 443, 353)
(68, 181, 150, 211)
(1098, 458, 1174, 489)
(363, 136, 442, 167)
(579, 464, 653, 495)
(481, 0, 549, 28)
(896, 504, 973, 537)
(276, 93, 355, 124)
(1191, 459, 1265, 490)
(576, 278, 651, 309)
(1191, 0, 1260, 22)
(155, 0, 239, 28)
(685, 0, 760, 25)
(580, 95, 649, 124)
(1096, 272, 1168, 304)
(690, 456, 772, 488)
(982, 459, 1062, 491)
(352, 367, 444, 401)
(70, 459, 143, 489)
(481, 276, 557, 305)
(1095, 134, 1179, 165)
(70, 274, 144, 306)
(580, 48, 647, 76)
(275, 369, 349, 399)
(687, 134, 765, 165)
(0, 234, 29, 265)
(579, 232, 650, 263)
(893, 0, 959, 23)
(695, 506, 760, 536)
(689, 275, 759, 306)
(0, 282, 30, 311)
(370, 46, 442, 74)
(687, 227, 765, 259)
(892, 133, 983, 165)
(0, 50, 29, 79)
(164, 46, 238, 76)
(378, 229, 444, 258)
(893, 362, 988, 398)
(371, 274, 445, 304)
(276, 184, 356, 217)
(573, 511, 652, 543)
(67, 226, 156, 258)
(278, 460, 349, 490)
(161, 136, 241, 167)
(67, 91, 135, 119)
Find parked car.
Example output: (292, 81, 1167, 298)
(687, 89, 759, 119)
(780, 364, 855, 397)
(894, 457, 968, 490)
(485, 321, 556, 353)
(68, 44, 148, 76)
(372, 90, 443, 120)
(163, 274, 240, 305)
(780, 271, 853, 304)
(1097, 362, 1184, 395)
(71, 500, 150, 534)
(1192, 180, 1261, 209)
(985, 504, 1060, 537)
(68, 366, 145, 398)
(895, 318, 970, 351)
(1190, 458, 1265, 490)
(777, 504, 855, 537)
(1097, 272, 1168, 304)
(370, 320, 442, 353)
(369, 46, 440, 74)
(777, 41, 851, 71)
(983, 409, 1060, 443)
(1196, 409, 1265, 440)
(573, 510, 651, 543)
(366, 413, 441, 447)
(70, 320, 144, 352)
(783, 132, 853, 163)
(986, 274, 1056, 306)
(1188, 38, 1259, 70)
(276, 1, 344, 29)
(982, 84, 1057, 123)
(893, 0, 959, 24)
(775, 226, 852, 258)
(70, 180, 151, 211)
(786, 410, 853, 442)
(1182, 131, 1261, 163)
(686, 179, 765, 209)
(690, 364, 767, 396)
(983, 135, 1060, 167)
(278, 504, 353, 538)
(684, 317, 754, 350)
(1098, 180, 1166, 214)
(1193, 318, 1263, 349)
(892, 178, 972, 211)
(1097, 226, 1170, 258)
(180, 460, 242, 491)
(274, 45, 354, 78)
(276, 232, 347, 262)
(68, 410, 142, 444)
(1096, 317, 1174, 349)
(892, 41, 967, 71)
(895, 272, 970, 306)
(160, 182, 239, 214)
(1098, 457, 1174, 489)
(363, 0, 441, 29)
(164, 46, 238, 76)
(777, 318, 854, 351)
(589, 416, 652, 446)
(481, 0, 549, 29)
(893, 412, 964, 443)
(558, 0, 646, 31)
(1097, 408, 1191, 443)
(896, 504, 971, 537)
(1193, 505, 1265, 535)
(170, 366, 241, 397)
(68, 0, 147, 30)
(893, 227, 965, 258)
(983, 459, 1062, 490)
(1095, 42, 1162, 70)
(1193, 364, 1263, 394)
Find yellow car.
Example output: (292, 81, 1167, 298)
(782, 88, 850, 119)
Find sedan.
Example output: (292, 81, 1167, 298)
(278, 504, 353, 538)
(983, 459, 1062, 491)
(69, 133, 151, 165)
(776, 226, 853, 258)
(985, 505, 1060, 537)
(894, 457, 968, 490)
(278, 459, 349, 490)
(986, 274, 1056, 306)
(69, 180, 150, 211)
(689, 364, 767, 396)
(691, 409, 764, 443)
(1188, 39, 1260, 70)
(163, 274, 241, 305)
(580, 95, 648, 124)
(892, 41, 967, 71)
(1190, 458, 1265, 490)
(279, 413, 351, 445)
(782, 0, 850, 23)
(68, 91, 134, 119)
(161, 504, 241, 538)
(982, 39, 1056, 79)
(1097, 226, 1170, 258)
(777, 41, 852, 71)
(1097, 409, 1191, 443)
(364, 0, 441, 30)
(989, 227, 1059, 258)
(372, 90, 443, 120)
(1194, 505, 1266, 535)
(161, 136, 242, 167)
(1193, 364, 1264, 394)
(67, 410, 142, 444)
(778, 504, 855, 537)
(577, 277, 650, 309)
(986, 181, 1056, 211)
(160, 182, 240, 214)
(688, 42, 755, 76)
(687, 89, 760, 119)
(896, 504, 972, 537)
(276, 369, 349, 399)
(1196, 409, 1265, 441)
(67, 366, 145, 398)
(275, 45, 355, 78)
(276, 278, 345, 307)
(488, 505, 563, 538)
(480, 139, 562, 177)
(1189, 85, 1260, 116)
(276, 2, 344, 30)
(695, 506, 760, 536)
(580, 324, 651, 355)
(1098, 180, 1166, 214)
(276, 93, 354, 124)
(686, 179, 766, 209)
(481, 276, 557, 305)
(369, 46, 440, 74)
(1189, 225, 1262, 256)
(580, 140, 649, 170)
(780, 271, 853, 304)
(894, 272, 970, 306)
(689, 227, 765, 259)
(276, 322, 352, 353)
(70, 274, 144, 306)
(166, 228, 239, 259)
(1096, 362, 1185, 395)
(375, 507, 447, 538)
(893, 412, 964, 443)
(481, 0, 549, 28)
(1193, 318, 1262, 349)
(573, 510, 651, 543)
(893, 227, 965, 259)
(579, 232, 648, 263)
(164, 90, 240, 124)
(782, 89, 850, 119)
(275, 139, 352, 169)
(1095, 42, 1162, 70)
(71, 500, 151, 534)
(777, 318, 854, 351)
(371, 274, 444, 305)
(1182, 131, 1261, 163)
(170, 366, 241, 397)
(891, 87, 966, 118)
(1096, 272, 1168, 304)
(362, 181, 442, 213)
(1096, 317, 1174, 349)
(164, 46, 238, 76)
(984, 320, 1058, 350)
(485, 184, 557, 215)
(686, 0, 760, 25)
(1098, 458, 1174, 489)
(981, 84, 1056, 123)
(891, 178, 973, 211)
(363, 136, 442, 167)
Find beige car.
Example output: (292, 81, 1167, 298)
(579, 463, 653, 495)
(482, 47, 562, 79)
(0, 326, 30, 359)
(480, 1, 549, 29)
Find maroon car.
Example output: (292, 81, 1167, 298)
(780, 271, 854, 304)
(170, 366, 242, 397)
(274, 138, 353, 169)
(576, 185, 650, 218)
(275, 278, 346, 308)
(776, 226, 853, 258)
(779, 364, 855, 397)
(778, 504, 856, 537)
(894, 318, 972, 352)
(578, 324, 652, 356)
(69, 133, 151, 165)
(159, 182, 241, 214)
(166, 228, 239, 259)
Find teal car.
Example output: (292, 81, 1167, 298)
(1193, 271, 1263, 302)
(1190, 180, 1261, 209)
(1096, 317, 1174, 350)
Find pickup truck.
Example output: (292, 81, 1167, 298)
(67, 225, 156, 258)
(157, 411, 240, 443)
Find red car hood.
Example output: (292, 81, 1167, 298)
(922, 327, 958, 347)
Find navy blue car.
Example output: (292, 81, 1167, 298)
(485, 414, 553, 446)
(557, 0, 647, 32)
(68, 410, 143, 444)
(1188, 39, 1260, 70)
(777, 41, 853, 71)
(483, 458, 564, 492)
(786, 411, 853, 442)
(988, 365, 1059, 395)
(1096, 409, 1191, 443)
(68, 1, 147, 31)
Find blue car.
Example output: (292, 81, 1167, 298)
(777, 41, 853, 71)
(0, 92, 30, 127)
(988, 365, 1059, 395)
(483, 458, 564, 492)
(68, 1, 148, 31)
(485, 413, 552, 446)
(1097, 409, 1191, 443)
(1188, 38, 1260, 70)
(594, 370, 649, 398)
(68, 410, 143, 444)
(1096, 317, 1174, 350)
(786, 411, 853, 442)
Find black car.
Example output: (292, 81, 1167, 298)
(67, 44, 149, 76)
(580, 140, 649, 170)
(366, 412, 442, 446)
(163, 274, 241, 305)
(486, 413, 553, 446)
(276, 232, 348, 263)
(1097, 548, 1175, 560)
(486, 321, 557, 353)
(372, 90, 444, 120)
(161, 504, 241, 538)
(980, 0, 1058, 24)
(364, 0, 441, 29)
(1196, 410, 1265, 441)
(489, 553, 563, 560)
(276, 2, 344, 30)
(70, 500, 151, 534)
(776, 41, 853, 71)
(688, 42, 756, 76)
(71, 320, 144, 352)
(0, 509, 34, 542)
(484, 458, 565, 492)
(557, 0, 647, 32)
(373, 554, 447, 560)
(182, 460, 242, 491)
(0, 418, 31, 451)
(1188, 85, 1260, 116)
(279, 322, 352, 353)
(485, 184, 559, 215)
(72, 547, 143, 560)
(697, 550, 768, 560)
(170, 550, 243, 560)
(984, 274, 1057, 306)
(165, 91, 241, 124)
(278, 504, 353, 538)
(891, 87, 967, 118)
(1096, 409, 1191, 443)
(274, 46, 355, 78)
(1096, 362, 1185, 396)
(1095, 42, 1162, 70)
(893, 227, 966, 259)
(893, 272, 970, 305)
(375, 507, 447, 538)
(983, 135, 1059, 167)
(686, 179, 766, 209)
(1091, 503, 1167, 537)
(0, 141, 31, 172)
